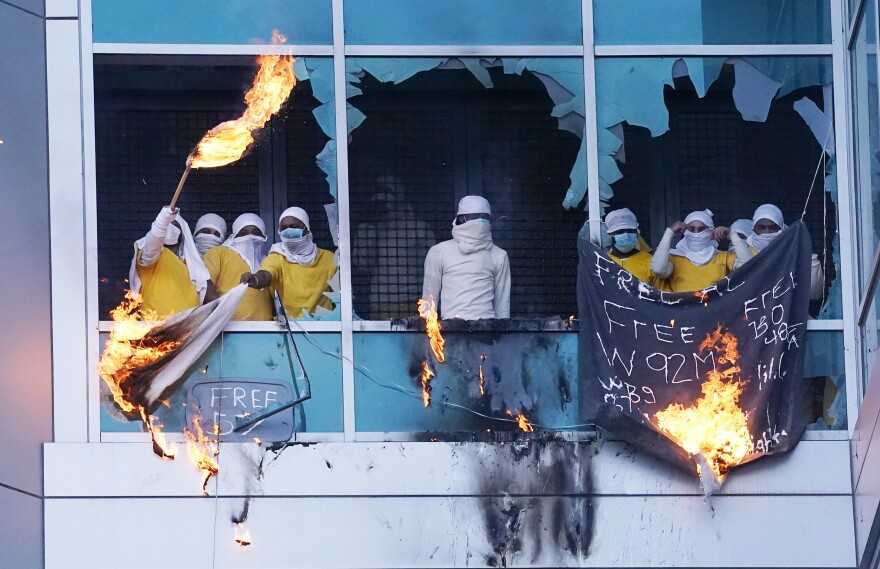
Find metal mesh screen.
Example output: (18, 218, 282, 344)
(348, 67, 584, 320)
(96, 106, 260, 317)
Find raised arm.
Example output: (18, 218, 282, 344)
(651, 225, 682, 278)
(138, 207, 177, 267)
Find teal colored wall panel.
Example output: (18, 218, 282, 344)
(344, 0, 582, 45)
(100, 332, 343, 433)
(93, 0, 332, 44)
(353, 332, 581, 433)
(594, 0, 830, 45)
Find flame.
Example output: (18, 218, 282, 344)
(98, 291, 179, 458)
(233, 523, 252, 547)
(655, 325, 754, 480)
(417, 296, 445, 363)
(478, 354, 487, 396)
(419, 361, 435, 407)
(188, 30, 295, 169)
(506, 410, 535, 432)
(183, 414, 219, 495)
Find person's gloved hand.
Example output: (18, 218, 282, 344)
(150, 206, 179, 239)
(670, 221, 687, 235)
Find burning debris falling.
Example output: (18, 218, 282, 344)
(419, 361, 435, 407)
(417, 296, 445, 363)
(233, 523, 252, 547)
(478, 354, 487, 396)
(183, 414, 220, 495)
(506, 410, 536, 433)
(655, 325, 754, 483)
(188, 30, 296, 169)
(98, 291, 179, 458)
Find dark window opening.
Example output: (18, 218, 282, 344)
(94, 56, 332, 318)
(348, 66, 585, 320)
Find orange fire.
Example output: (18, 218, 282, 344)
(234, 522, 252, 547)
(98, 291, 179, 458)
(506, 410, 535, 433)
(184, 414, 220, 495)
(478, 354, 487, 396)
(655, 325, 754, 481)
(417, 296, 445, 363)
(188, 30, 295, 169)
(419, 361, 435, 407)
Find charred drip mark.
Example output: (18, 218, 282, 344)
(231, 499, 250, 526)
(485, 499, 525, 568)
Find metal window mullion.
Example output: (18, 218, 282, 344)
(830, 0, 865, 430)
(583, 0, 602, 243)
(92, 43, 335, 56)
(595, 44, 833, 57)
(344, 45, 584, 57)
(847, 0, 870, 48)
(332, 0, 356, 441)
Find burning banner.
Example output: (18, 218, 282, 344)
(100, 284, 248, 455)
(578, 222, 812, 489)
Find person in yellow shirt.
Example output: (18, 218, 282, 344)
(603, 208, 667, 290)
(203, 213, 273, 321)
(128, 206, 212, 318)
(649, 209, 752, 292)
(240, 207, 337, 318)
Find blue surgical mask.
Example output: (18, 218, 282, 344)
(279, 228, 304, 240)
(613, 233, 638, 253)
(472, 218, 491, 225)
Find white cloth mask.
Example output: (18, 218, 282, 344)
(270, 233, 319, 266)
(670, 229, 717, 266)
(747, 231, 780, 252)
(229, 234, 267, 272)
(451, 220, 493, 254)
(194, 233, 223, 255)
(164, 224, 181, 246)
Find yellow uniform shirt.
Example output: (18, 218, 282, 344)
(136, 247, 200, 318)
(203, 246, 273, 321)
(608, 250, 669, 290)
(260, 249, 337, 318)
(667, 251, 735, 292)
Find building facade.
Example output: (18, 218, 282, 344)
(1, 0, 879, 567)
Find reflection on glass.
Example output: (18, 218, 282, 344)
(595, 56, 838, 318)
(594, 0, 831, 45)
(804, 331, 846, 430)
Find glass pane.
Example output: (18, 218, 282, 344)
(346, 57, 587, 321)
(850, 0, 880, 297)
(594, 56, 839, 318)
(353, 331, 582, 434)
(100, 332, 344, 433)
(803, 331, 847, 429)
(344, 0, 582, 45)
(92, 0, 333, 44)
(594, 0, 831, 45)
(95, 56, 338, 321)
(861, 291, 880, 389)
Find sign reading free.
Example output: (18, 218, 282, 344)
(185, 378, 295, 442)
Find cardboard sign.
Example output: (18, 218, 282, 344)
(185, 377, 295, 442)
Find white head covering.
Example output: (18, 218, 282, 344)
(751, 204, 785, 229)
(222, 213, 267, 272)
(604, 208, 639, 233)
(747, 204, 786, 251)
(270, 206, 318, 265)
(194, 213, 228, 240)
(731, 218, 753, 238)
(670, 209, 718, 266)
(684, 209, 715, 228)
(457, 196, 491, 216)
(129, 212, 210, 302)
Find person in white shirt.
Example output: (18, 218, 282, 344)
(422, 196, 511, 320)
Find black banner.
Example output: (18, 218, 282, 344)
(578, 222, 812, 481)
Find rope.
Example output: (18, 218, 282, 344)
(801, 126, 833, 220)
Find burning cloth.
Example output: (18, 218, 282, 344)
(102, 284, 248, 418)
(578, 222, 812, 485)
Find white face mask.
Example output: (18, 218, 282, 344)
(164, 224, 181, 246)
(281, 232, 314, 253)
(748, 231, 780, 251)
(194, 233, 222, 254)
(683, 229, 713, 251)
(230, 234, 267, 271)
(232, 234, 266, 245)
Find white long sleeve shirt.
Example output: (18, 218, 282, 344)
(422, 238, 511, 320)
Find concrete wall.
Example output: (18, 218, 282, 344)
(0, 2, 52, 569)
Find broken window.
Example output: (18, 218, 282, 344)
(343, 0, 582, 45)
(592, 55, 845, 428)
(593, 0, 830, 45)
(344, 58, 588, 320)
(94, 56, 338, 320)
